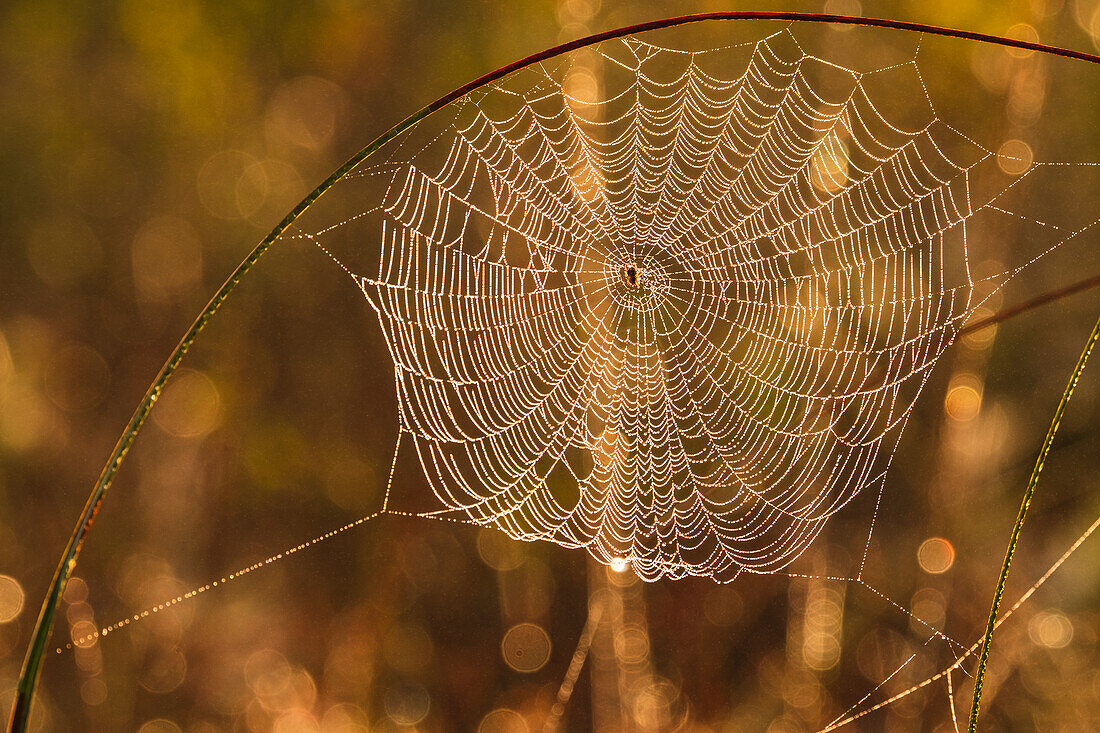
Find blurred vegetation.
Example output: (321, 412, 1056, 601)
(1, 1, 1099, 731)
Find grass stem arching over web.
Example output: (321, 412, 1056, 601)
(8, 12, 1100, 732)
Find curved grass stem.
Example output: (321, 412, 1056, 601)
(968, 313, 1100, 731)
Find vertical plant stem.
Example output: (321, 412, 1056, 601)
(968, 313, 1100, 731)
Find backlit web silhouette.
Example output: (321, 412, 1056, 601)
(333, 30, 1016, 581)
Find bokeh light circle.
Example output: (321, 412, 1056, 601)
(917, 537, 956, 574)
(501, 623, 551, 673)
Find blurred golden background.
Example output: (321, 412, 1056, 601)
(1, 1, 1099, 731)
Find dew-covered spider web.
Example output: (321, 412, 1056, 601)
(61, 22, 1100, 731)
(312, 29, 1092, 581)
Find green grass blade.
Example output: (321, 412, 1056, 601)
(968, 313, 1100, 731)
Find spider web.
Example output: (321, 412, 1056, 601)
(312, 30, 1073, 583)
(60, 24, 1100, 731)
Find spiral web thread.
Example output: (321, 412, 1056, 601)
(64, 28, 1100, 730)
